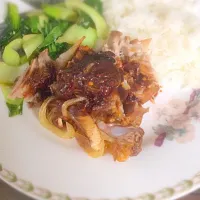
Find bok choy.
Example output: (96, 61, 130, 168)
(1, 85, 23, 117)
(0, 0, 109, 117)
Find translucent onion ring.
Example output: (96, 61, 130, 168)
(61, 96, 86, 119)
(39, 97, 75, 139)
(75, 131, 105, 158)
(56, 37, 85, 68)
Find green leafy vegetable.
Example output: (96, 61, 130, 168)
(6, 102, 23, 117)
(22, 34, 37, 42)
(20, 55, 28, 64)
(39, 23, 68, 48)
(2, 38, 26, 66)
(43, 5, 77, 21)
(40, 19, 66, 37)
(24, 16, 40, 34)
(37, 20, 70, 59)
(84, 0, 103, 14)
(77, 0, 103, 28)
(22, 15, 49, 34)
(0, 25, 21, 52)
(0, 4, 48, 51)
(38, 15, 49, 29)
(1, 85, 23, 117)
(0, 19, 27, 51)
(0, 62, 26, 84)
(0, 3, 72, 61)
(7, 3, 20, 30)
(23, 34, 44, 58)
(58, 24, 97, 47)
(0, 3, 21, 51)
(65, 0, 108, 39)
(48, 42, 69, 60)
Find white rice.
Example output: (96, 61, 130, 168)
(102, 0, 200, 88)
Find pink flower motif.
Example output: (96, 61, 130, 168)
(188, 102, 200, 121)
(176, 124, 195, 144)
(154, 133, 166, 147)
(167, 114, 190, 129)
(162, 99, 187, 116)
(153, 124, 166, 136)
(153, 90, 198, 147)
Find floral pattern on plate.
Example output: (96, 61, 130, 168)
(153, 89, 200, 146)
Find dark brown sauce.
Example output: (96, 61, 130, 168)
(51, 51, 123, 111)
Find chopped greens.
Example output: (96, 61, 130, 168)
(77, 0, 103, 28)
(2, 38, 24, 66)
(0, 1, 108, 117)
(85, 0, 103, 14)
(0, 26, 21, 52)
(48, 42, 69, 60)
(43, 5, 77, 21)
(58, 24, 97, 47)
(0, 62, 26, 84)
(65, 0, 108, 39)
(21, 15, 49, 34)
(7, 3, 20, 30)
(24, 16, 41, 34)
(6, 102, 23, 117)
(37, 20, 70, 59)
(39, 22, 69, 49)
(23, 34, 44, 58)
(0, 12, 47, 51)
(0, 3, 21, 51)
(1, 85, 23, 117)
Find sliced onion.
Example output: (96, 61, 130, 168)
(121, 80, 131, 90)
(100, 130, 114, 143)
(56, 37, 85, 68)
(75, 131, 105, 158)
(39, 97, 75, 139)
(140, 38, 152, 52)
(10, 50, 51, 99)
(68, 105, 104, 151)
(97, 121, 137, 138)
(94, 38, 106, 52)
(62, 97, 86, 118)
(97, 121, 144, 161)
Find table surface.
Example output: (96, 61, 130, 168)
(0, 181, 199, 200)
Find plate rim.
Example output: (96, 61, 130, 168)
(0, 1, 200, 200)
(0, 163, 200, 200)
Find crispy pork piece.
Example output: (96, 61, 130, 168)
(68, 105, 104, 151)
(10, 50, 55, 100)
(50, 49, 122, 103)
(105, 127, 144, 162)
(91, 91, 125, 123)
(10, 39, 84, 101)
(10, 31, 160, 161)
(97, 121, 144, 161)
(103, 30, 151, 58)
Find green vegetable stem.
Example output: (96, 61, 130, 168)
(7, 3, 20, 30)
(77, 0, 103, 28)
(2, 38, 27, 66)
(23, 34, 44, 58)
(65, 0, 108, 39)
(0, 62, 25, 85)
(43, 5, 77, 21)
(0, 85, 23, 117)
(38, 21, 70, 59)
(58, 24, 97, 47)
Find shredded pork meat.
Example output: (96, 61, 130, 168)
(10, 50, 55, 101)
(10, 31, 160, 161)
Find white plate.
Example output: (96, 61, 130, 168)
(0, 1, 200, 200)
